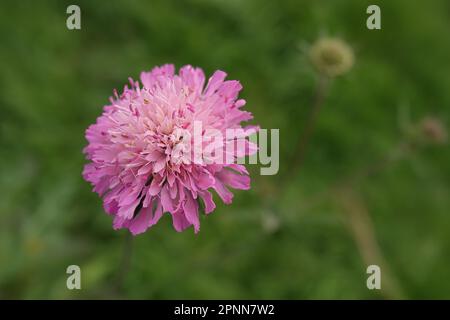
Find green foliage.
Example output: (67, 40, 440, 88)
(0, 0, 449, 299)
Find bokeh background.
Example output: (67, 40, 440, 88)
(1, 0, 449, 299)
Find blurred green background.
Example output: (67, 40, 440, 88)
(0, 0, 449, 299)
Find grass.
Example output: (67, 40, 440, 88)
(0, 0, 449, 299)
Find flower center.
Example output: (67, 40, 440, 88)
(165, 128, 191, 165)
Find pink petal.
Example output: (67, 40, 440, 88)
(199, 190, 216, 214)
(183, 194, 200, 233)
(129, 206, 152, 235)
(204, 70, 227, 96)
(161, 185, 174, 212)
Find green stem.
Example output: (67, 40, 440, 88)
(116, 232, 133, 293)
(291, 74, 330, 176)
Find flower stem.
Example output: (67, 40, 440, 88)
(291, 74, 330, 175)
(348, 140, 415, 184)
(116, 231, 133, 293)
(333, 185, 404, 299)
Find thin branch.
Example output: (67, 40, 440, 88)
(333, 185, 404, 299)
(291, 75, 330, 175)
(115, 231, 134, 293)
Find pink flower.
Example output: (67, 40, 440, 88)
(83, 64, 258, 235)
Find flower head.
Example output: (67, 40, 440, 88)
(83, 64, 258, 235)
(419, 116, 447, 145)
(309, 37, 354, 77)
